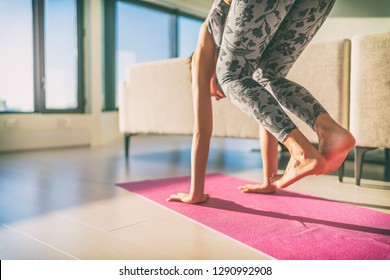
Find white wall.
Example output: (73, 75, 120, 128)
(314, 18, 390, 42)
(330, 0, 390, 18)
(0, 0, 120, 152)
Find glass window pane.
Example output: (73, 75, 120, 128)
(116, 2, 171, 106)
(178, 16, 202, 58)
(44, 0, 78, 110)
(0, 0, 34, 112)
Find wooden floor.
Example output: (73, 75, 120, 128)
(1, 135, 390, 260)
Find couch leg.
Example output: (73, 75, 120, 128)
(124, 133, 134, 160)
(338, 161, 345, 183)
(355, 146, 376, 186)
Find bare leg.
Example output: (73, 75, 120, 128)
(314, 114, 356, 174)
(239, 126, 280, 194)
(273, 129, 326, 188)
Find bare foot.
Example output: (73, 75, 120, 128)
(315, 115, 356, 174)
(273, 130, 327, 189)
(274, 152, 326, 188)
(166, 193, 209, 204)
(238, 183, 276, 194)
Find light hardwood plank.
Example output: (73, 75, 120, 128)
(112, 220, 271, 260)
(53, 201, 147, 232)
(6, 211, 176, 260)
(0, 225, 76, 260)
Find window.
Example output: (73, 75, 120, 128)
(0, 0, 84, 113)
(0, 0, 34, 112)
(115, 1, 172, 107)
(44, 0, 80, 110)
(104, 0, 203, 110)
(117, 2, 172, 63)
(178, 16, 202, 58)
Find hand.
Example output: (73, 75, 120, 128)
(166, 192, 209, 204)
(210, 73, 226, 101)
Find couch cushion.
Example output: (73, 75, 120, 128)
(350, 31, 390, 148)
(120, 58, 194, 135)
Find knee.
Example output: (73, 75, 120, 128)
(253, 68, 269, 85)
(253, 68, 286, 88)
(255, 65, 288, 81)
(215, 56, 244, 87)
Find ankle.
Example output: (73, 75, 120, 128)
(314, 114, 347, 141)
(283, 129, 315, 157)
(313, 113, 339, 132)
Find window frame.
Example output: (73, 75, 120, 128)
(1, 0, 85, 114)
(36, 0, 85, 113)
(177, 12, 204, 58)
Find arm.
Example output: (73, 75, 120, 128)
(238, 125, 280, 194)
(259, 126, 280, 185)
(167, 23, 216, 203)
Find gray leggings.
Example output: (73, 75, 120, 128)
(212, 0, 335, 142)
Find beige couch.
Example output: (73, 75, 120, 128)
(350, 31, 390, 186)
(119, 39, 351, 180)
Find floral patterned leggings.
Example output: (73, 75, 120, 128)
(212, 0, 336, 142)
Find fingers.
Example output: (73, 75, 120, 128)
(238, 185, 248, 192)
(166, 193, 187, 202)
(211, 90, 226, 100)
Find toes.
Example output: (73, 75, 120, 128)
(166, 195, 178, 202)
(238, 184, 250, 191)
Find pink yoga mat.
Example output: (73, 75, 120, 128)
(117, 173, 390, 260)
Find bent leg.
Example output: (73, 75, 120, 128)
(218, 0, 326, 188)
(254, 0, 336, 128)
(252, 0, 355, 174)
(217, 0, 298, 142)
